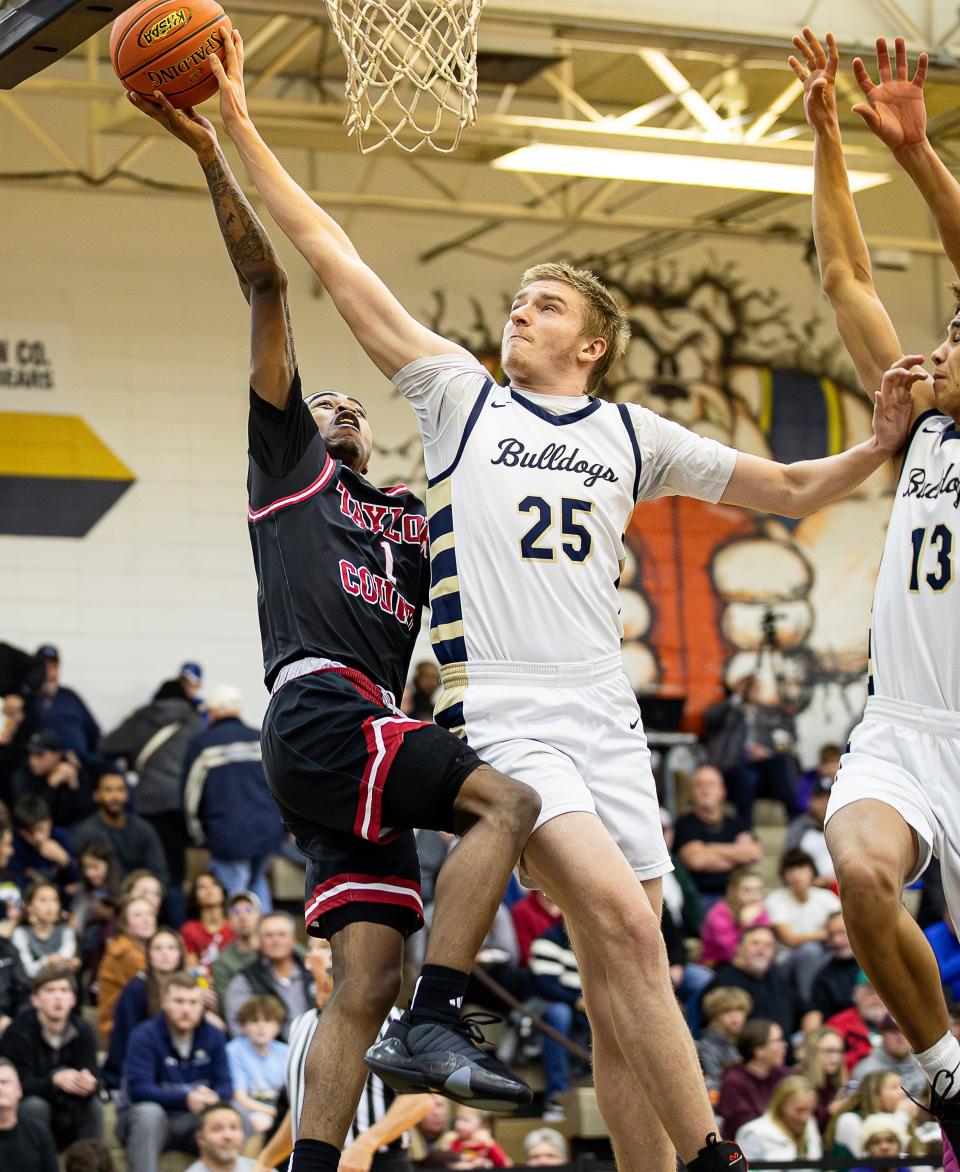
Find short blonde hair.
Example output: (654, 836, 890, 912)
(702, 985, 753, 1021)
(519, 261, 630, 393)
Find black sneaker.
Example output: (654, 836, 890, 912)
(364, 1010, 533, 1111)
(930, 1069, 960, 1172)
(684, 1133, 748, 1171)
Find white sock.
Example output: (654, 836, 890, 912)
(915, 1031, 960, 1096)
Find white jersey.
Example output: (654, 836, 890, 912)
(869, 410, 960, 710)
(394, 353, 737, 669)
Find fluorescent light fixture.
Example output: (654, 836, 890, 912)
(493, 143, 889, 195)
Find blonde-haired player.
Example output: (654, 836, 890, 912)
(209, 28, 915, 1172)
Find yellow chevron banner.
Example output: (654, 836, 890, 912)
(0, 412, 135, 536)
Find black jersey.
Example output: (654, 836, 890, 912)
(247, 371, 429, 698)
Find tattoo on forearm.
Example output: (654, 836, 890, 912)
(202, 150, 295, 366)
(202, 151, 273, 278)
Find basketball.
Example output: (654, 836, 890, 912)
(109, 0, 232, 109)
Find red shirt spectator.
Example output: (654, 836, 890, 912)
(510, 891, 562, 965)
(180, 872, 235, 971)
(826, 977, 887, 1073)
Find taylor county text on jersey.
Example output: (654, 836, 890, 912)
(247, 373, 429, 699)
(392, 352, 737, 670)
(868, 409, 960, 710)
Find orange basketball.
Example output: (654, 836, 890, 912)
(110, 0, 232, 109)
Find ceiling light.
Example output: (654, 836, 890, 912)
(492, 143, 889, 195)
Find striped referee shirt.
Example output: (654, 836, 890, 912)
(287, 1006, 406, 1150)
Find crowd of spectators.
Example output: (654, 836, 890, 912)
(0, 643, 954, 1169)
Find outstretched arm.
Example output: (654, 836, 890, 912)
(852, 36, 960, 276)
(720, 355, 922, 517)
(789, 27, 902, 398)
(129, 90, 294, 407)
(209, 31, 466, 379)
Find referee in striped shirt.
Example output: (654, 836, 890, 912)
(253, 940, 432, 1172)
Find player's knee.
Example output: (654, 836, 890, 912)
(834, 848, 901, 908)
(501, 777, 540, 832)
(333, 964, 402, 1023)
(454, 767, 539, 834)
(588, 899, 662, 965)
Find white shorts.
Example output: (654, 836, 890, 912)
(438, 654, 672, 882)
(826, 696, 960, 903)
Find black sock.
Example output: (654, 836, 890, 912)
(290, 1139, 341, 1172)
(410, 963, 469, 1024)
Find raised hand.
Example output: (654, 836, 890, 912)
(788, 27, 839, 133)
(209, 28, 250, 131)
(852, 36, 928, 152)
(127, 89, 218, 157)
(873, 354, 928, 452)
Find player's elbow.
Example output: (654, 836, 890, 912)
(248, 263, 288, 297)
(819, 257, 872, 302)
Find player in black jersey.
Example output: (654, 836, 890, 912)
(130, 92, 540, 1172)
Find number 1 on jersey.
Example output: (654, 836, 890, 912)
(908, 524, 954, 592)
(380, 540, 397, 584)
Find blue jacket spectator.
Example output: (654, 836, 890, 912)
(925, 914, 960, 1002)
(182, 690, 283, 912)
(118, 972, 232, 1172)
(124, 1007, 232, 1110)
(29, 647, 100, 758)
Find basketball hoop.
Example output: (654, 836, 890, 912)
(324, 0, 486, 154)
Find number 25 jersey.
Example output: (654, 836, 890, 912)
(393, 353, 737, 668)
(869, 409, 960, 710)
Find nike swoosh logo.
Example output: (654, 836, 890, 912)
(629, 718, 640, 729)
(922, 425, 942, 433)
(491, 402, 508, 408)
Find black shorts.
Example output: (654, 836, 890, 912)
(262, 667, 482, 940)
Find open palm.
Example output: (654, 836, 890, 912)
(853, 36, 928, 151)
(788, 27, 838, 133)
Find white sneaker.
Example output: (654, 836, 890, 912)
(542, 1100, 566, 1123)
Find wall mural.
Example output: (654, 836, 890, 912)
(378, 263, 893, 759)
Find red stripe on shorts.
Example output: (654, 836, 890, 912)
(304, 872, 424, 931)
(354, 715, 430, 842)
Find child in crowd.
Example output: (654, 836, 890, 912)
(696, 986, 753, 1093)
(226, 994, 288, 1134)
(699, 868, 770, 968)
(11, 880, 79, 976)
(103, 926, 184, 1087)
(72, 839, 121, 969)
(826, 1070, 918, 1158)
(181, 872, 234, 971)
(438, 1106, 511, 1167)
(95, 892, 156, 1043)
(850, 1114, 912, 1172)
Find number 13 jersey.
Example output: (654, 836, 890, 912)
(869, 409, 960, 710)
(394, 353, 737, 668)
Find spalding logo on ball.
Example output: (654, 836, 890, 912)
(110, 0, 232, 109)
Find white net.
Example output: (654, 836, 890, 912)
(324, 0, 486, 154)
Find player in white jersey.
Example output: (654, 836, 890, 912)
(211, 30, 914, 1172)
(791, 26, 960, 1165)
